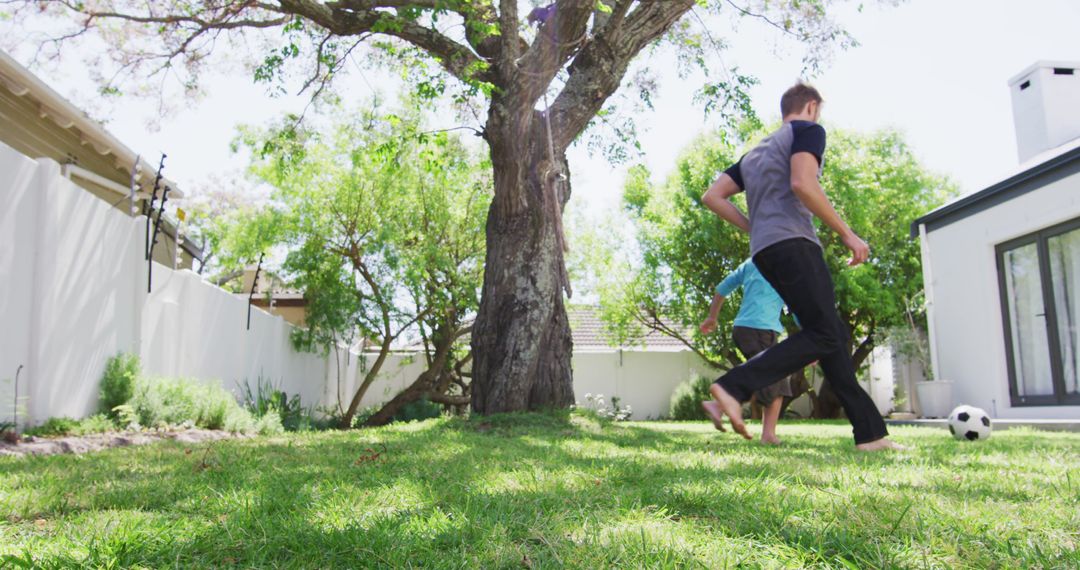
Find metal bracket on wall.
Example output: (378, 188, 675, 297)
(145, 154, 166, 261)
(247, 252, 265, 331)
(147, 184, 171, 293)
(13, 364, 23, 432)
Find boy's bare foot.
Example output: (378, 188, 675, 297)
(700, 401, 727, 432)
(855, 438, 908, 452)
(760, 435, 781, 446)
(708, 384, 752, 440)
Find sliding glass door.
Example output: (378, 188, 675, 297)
(997, 217, 1080, 406)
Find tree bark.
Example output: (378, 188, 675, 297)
(812, 329, 877, 419)
(470, 108, 575, 415)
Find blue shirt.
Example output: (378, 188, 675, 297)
(715, 259, 785, 333)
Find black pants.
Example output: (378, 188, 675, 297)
(715, 238, 887, 444)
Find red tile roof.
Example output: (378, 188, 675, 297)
(568, 306, 689, 351)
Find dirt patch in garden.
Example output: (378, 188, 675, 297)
(0, 429, 249, 458)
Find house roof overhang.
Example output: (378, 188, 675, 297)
(0, 49, 185, 200)
(910, 141, 1080, 238)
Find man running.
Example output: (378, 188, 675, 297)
(699, 83, 903, 451)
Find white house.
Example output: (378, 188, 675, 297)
(912, 61, 1080, 419)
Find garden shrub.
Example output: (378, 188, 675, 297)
(24, 417, 80, 437)
(75, 414, 117, 435)
(239, 377, 308, 431)
(253, 408, 285, 435)
(129, 376, 258, 432)
(392, 398, 442, 423)
(669, 373, 715, 421)
(100, 353, 140, 418)
(24, 414, 118, 437)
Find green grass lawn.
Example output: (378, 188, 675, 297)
(1, 414, 1078, 569)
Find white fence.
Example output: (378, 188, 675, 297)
(0, 143, 423, 428)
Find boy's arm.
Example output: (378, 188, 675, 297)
(702, 174, 750, 233)
(790, 152, 869, 266)
(700, 293, 726, 334)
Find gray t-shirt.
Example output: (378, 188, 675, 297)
(723, 121, 826, 256)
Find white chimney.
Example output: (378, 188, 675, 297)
(1008, 61, 1080, 164)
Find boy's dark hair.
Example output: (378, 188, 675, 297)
(780, 83, 823, 116)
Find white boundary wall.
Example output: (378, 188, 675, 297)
(0, 143, 423, 427)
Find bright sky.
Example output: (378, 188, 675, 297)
(4, 0, 1078, 218)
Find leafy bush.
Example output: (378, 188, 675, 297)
(669, 373, 715, 421)
(392, 398, 443, 423)
(129, 376, 257, 432)
(24, 417, 80, 437)
(75, 414, 118, 435)
(253, 408, 285, 435)
(239, 377, 307, 431)
(100, 353, 140, 418)
(24, 414, 119, 437)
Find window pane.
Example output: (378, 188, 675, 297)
(1003, 242, 1054, 397)
(1048, 227, 1080, 397)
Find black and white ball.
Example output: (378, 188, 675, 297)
(947, 405, 992, 441)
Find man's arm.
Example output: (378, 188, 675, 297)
(702, 174, 750, 233)
(699, 293, 726, 334)
(790, 152, 869, 266)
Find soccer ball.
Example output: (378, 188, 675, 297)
(947, 405, 992, 441)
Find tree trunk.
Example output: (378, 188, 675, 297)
(339, 342, 393, 428)
(812, 331, 877, 419)
(364, 326, 464, 426)
(781, 367, 810, 417)
(470, 109, 575, 415)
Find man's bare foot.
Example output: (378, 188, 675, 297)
(700, 401, 727, 432)
(855, 438, 908, 452)
(708, 384, 751, 440)
(760, 435, 781, 446)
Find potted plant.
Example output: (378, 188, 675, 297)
(890, 294, 953, 418)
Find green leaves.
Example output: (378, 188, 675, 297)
(222, 101, 491, 354)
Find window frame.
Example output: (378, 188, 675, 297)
(995, 215, 1080, 407)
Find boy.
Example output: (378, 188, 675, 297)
(699, 83, 903, 451)
(699, 258, 792, 445)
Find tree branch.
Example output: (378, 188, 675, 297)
(547, 0, 694, 150)
(636, 306, 726, 370)
(516, 0, 594, 103)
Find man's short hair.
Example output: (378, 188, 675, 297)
(780, 83, 823, 117)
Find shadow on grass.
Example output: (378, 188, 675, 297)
(1, 413, 1077, 568)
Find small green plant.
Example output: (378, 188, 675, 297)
(669, 373, 715, 421)
(239, 376, 306, 431)
(74, 414, 117, 435)
(253, 407, 285, 435)
(391, 398, 443, 423)
(24, 417, 81, 437)
(112, 404, 140, 429)
(129, 376, 258, 433)
(100, 353, 140, 418)
(22, 414, 119, 438)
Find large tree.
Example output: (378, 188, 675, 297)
(4, 0, 865, 414)
(597, 125, 956, 416)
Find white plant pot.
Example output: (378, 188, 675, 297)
(915, 380, 954, 418)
